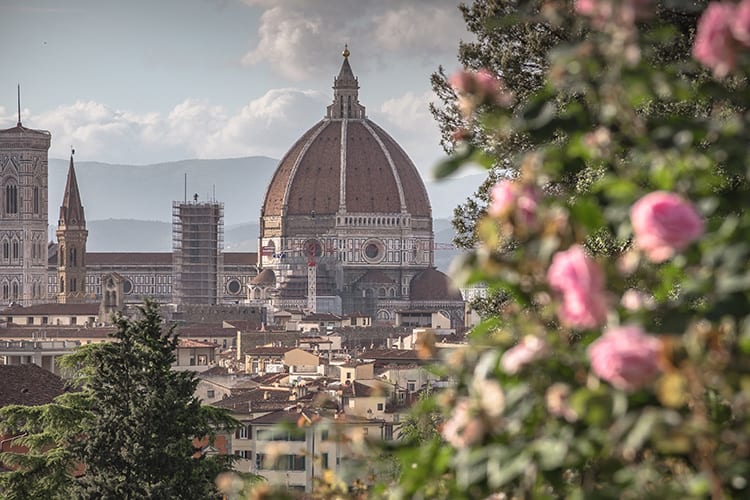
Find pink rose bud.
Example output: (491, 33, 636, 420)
(630, 191, 704, 263)
(588, 326, 662, 391)
(693, 2, 737, 78)
(547, 246, 608, 329)
(500, 336, 547, 374)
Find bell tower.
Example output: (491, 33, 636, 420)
(56, 151, 88, 303)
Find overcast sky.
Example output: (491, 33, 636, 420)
(0, 0, 470, 180)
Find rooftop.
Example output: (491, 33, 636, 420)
(0, 364, 67, 407)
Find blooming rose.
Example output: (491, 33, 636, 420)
(449, 69, 512, 117)
(488, 180, 516, 218)
(732, 0, 750, 46)
(500, 336, 547, 374)
(588, 326, 662, 391)
(488, 180, 539, 226)
(516, 185, 539, 226)
(547, 245, 608, 329)
(693, 2, 737, 78)
(558, 289, 609, 329)
(630, 191, 704, 263)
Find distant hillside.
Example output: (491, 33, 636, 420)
(48, 156, 487, 224)
(87, 220, 172, 252)
(49, 157, 279, 227)
(84, 218, 462, 273)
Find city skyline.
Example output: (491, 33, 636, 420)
(0, 0, 471, 180)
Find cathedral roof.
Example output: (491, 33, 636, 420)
(252, 268, 276, 285)
(356, 270, 396, 285)
(59, 154, 86, 228)
(261, 48, 431, 219)
(409, 268, 463, 302)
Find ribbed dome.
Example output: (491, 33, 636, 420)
(410, 268, 463, 302)
(252, 268, 276, 286)
(261, 53, 431, 219)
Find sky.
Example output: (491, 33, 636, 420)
(0, 0, 472, 180)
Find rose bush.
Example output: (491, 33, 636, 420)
(381, 1, 750, 499)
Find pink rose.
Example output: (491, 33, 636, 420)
(500, 336, 547, 374)
(516, 185, 539, 226)
(558, 289, 609, 329)
(630, 191, 704, 263)
(487, 180, 539, 226)
(488, 180, 516, 218)
(732, 0, 750, 46)
(588, 326, 662, 391)
(693, 2, 737, 78)
(449, 69, 512, 117)
(547, 246, 608, 329)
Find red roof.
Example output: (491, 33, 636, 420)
(0, 364, 66, 407)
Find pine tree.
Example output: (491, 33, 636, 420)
(0, 300, 237, 499)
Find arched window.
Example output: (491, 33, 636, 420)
(5, 184, 18, 214)
(12, 281, 19, 299)
(71, 278, 77, 292)
(59, 245, 65, 266)
(70, 248, 77, 267)
(60, 279, 64, 293)
(12, 240, 19, 260)
(2, 240, 8, 260)
(2, 282, 8, 300)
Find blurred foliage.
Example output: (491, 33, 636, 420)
(387, 0, 750, 499)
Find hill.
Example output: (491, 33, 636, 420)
(48, 157, 487, 224)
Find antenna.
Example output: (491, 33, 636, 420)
(16, 84, 21, 126)
(212, 184, 215, 202)
(184, 173, 187, 203)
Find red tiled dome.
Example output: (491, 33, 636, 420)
(410, 268, 463, 302)
(261, 52, 431, 219)
(252, 268, 276, 286)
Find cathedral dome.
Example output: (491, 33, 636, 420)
(261, 50, 431, 219)
(409, 268, 463, 302)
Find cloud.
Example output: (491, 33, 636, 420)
(2, 89, 330, 165)
(240, 0, 465, 80)
(374, 5, 465, 55)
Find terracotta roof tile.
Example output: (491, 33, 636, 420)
(0, 364, 67, 407)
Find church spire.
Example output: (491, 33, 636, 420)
(326, 45, 366, 119)
(57, 149, 88, 304)
(59, 150, 85, 228)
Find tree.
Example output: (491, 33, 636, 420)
(433, 0, 709, 319)
(0, 301, 237, 499)
(432, 0, 706, 248)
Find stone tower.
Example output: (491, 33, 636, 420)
(0, 93, 51, 305)
(56, 152, 88, 303)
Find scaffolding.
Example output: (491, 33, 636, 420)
(172, 200, 224, 305)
